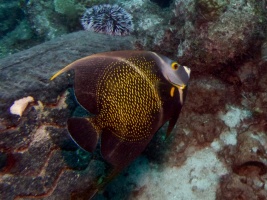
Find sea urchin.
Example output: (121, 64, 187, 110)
(81, 4, 134, 36)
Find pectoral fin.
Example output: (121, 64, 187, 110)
(67, 117, 100, 152)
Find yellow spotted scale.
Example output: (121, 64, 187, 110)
(51, 50, 190, 199)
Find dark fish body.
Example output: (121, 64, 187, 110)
(51, 50, 190, 198)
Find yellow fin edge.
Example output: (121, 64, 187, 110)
(50, 69, 63, 80)
(50, 55, 95, 81)
(50, 63, 74, 80)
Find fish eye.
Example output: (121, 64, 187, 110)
(171, 62, 179, 70)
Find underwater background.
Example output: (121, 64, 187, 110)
(1, 0, 267, 199)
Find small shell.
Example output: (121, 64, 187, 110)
(10, 96, 34, 117)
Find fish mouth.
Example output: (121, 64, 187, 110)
(166, 76, 186, 90)
(176, 84, 186, 90)
(166, 75, 187, 105)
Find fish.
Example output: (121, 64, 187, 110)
(50, 50, 191, 199)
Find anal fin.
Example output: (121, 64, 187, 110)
(101, 129, 149, 168)
(67, 117, 100, 152)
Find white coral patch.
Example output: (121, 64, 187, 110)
(219, 129, 237, 146)
(138, 15, 163, 31)
(10, 96, 34, 117)
(133, 148, 227, 200)
(210, 130, 237, 152)
(210, 139, 222, 151)
(219, 106, 251, 128)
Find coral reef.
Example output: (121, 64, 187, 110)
(0, 0, 267, 199)
(169, 0, 266, 72)
(150, 0, 173, 8)
(0, 1, 24, 37)
(0, 20, 35, 58)
(25, 0, 112, 41)
(26, 0, 69, 40)
(1, 0, 266, 66)
(119, 0, 173, 50)
(129, 0, 267, 74)
(195, 0, 228, 22)
(0, 2, 35, 58)
(53, 0, 77, 16)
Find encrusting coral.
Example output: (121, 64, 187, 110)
(171, 0, 266, 72)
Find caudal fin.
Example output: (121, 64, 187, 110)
(67, 117, 100, 152)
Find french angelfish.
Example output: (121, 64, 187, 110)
(51, 50, 191, 198)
